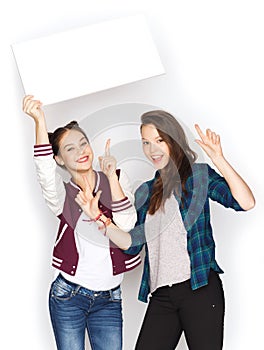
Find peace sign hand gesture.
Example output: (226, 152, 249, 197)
(98, 139, 117, 178)
(195, 124, 223, 162)
(75, 175, 102, 220)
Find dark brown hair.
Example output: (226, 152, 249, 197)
(48, 121, 89, 156)
(141, 110, 197, 214)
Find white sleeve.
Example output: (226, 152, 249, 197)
(33, 144, 66, 216)
(111, 169, 137, 232)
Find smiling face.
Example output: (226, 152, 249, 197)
(55, 129, 94, 175)
(141, 124, 170, 170)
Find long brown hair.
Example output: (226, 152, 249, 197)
(141, 110, 197, 215)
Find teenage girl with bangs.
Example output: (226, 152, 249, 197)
(75, 109, 255, 350)
(23, 95, 141, 350)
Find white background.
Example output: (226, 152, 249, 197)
(11, 14, 165, 106)
(1, 1, 263, 349)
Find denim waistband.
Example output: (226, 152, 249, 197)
(57, 273, 120, 294)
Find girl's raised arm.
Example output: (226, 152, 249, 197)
(23, 95, 49, 145)
(195, 124, 255, 211)
(98, 138, 137, 231)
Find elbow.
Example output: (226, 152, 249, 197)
(242, 197, 256, 211)
(122, 236, 132, 251)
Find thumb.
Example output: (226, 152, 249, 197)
(195, 139, 206, 148)
(94, 190, 102, 202)
(98, 156, 103, 169)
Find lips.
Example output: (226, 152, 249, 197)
(77, 156, 89, 163)
(151, 155, 163, 163)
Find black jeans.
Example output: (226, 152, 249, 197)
(135, 270, 225, 350)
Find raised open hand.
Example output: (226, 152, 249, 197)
(98, 139, 117, 178)
(195, 124, 223, 161)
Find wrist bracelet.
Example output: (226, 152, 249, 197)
(98, 217, 112, 236)
(82, 210, 111, 235)
(93, 211, 103, 222)
(83, 210, 103, 223)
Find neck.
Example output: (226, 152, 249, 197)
(72, 169, 95, 192)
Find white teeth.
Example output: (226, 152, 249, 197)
(152, 155, 162, 160)
(78, 156, 88, 162)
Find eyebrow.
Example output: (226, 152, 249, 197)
(141, 136, 162, 140)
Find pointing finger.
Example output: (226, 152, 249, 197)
(105, 139, 111, 157)
(194, 124, 206, 141)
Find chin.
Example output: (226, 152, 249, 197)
(154, 165, 165, 170)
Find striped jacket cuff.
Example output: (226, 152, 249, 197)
(111, 196, 132, 212)
(34, 144, 53, 157)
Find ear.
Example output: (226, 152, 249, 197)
(54, 155, 64, 166)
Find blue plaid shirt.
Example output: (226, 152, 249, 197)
(124, 163, 244, 303)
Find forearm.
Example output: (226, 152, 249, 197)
(108, 173, 126, 201)
(106, 223, 132, 250)
(109, 171, 137, 230)
(35, 116, 49, 145)
(211, 155, 255, 210)
(97, 214, 132, 250)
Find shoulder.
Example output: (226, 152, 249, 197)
(191, 162, 219, 178)
(64, 181, 78, 198)
(191, 162, 208, 172)
(134, 176, 155, 210)
(190, 162, 225, 193)
(187, 162, 209, 181)
(135, 176, 155, 194)
(185, 163, 213, 192)
(192, 162, 222, 181)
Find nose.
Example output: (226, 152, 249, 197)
(76, 144, 87, 157)
(149, 142, 159, 153)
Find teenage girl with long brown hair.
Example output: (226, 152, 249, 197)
(76, 109, 255, 350)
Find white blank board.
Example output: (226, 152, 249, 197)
(12, 14, 165, 106)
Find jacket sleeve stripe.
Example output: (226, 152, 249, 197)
(124, 254, 141, 264)
(125, 256, 141, 269)
(34, 144, 53, 157)
(111, 197, 133, 212)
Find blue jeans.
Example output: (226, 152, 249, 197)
(49, 274, 123, 350)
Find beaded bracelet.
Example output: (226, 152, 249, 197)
(97, 217, 112, 236)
